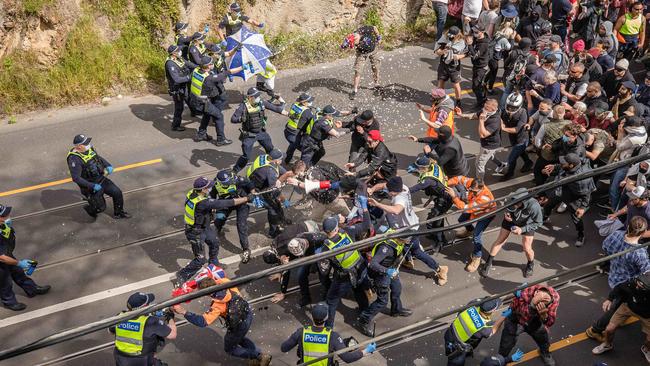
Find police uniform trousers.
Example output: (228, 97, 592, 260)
(296, 263, 332, 304)
(471, 66, 488, 109)
(284, 128, 300, 163)
(233, 132, 275, 172)
(325, 262, 371, 328)
(224, 311, 261, 359)
(198, 95, 227, 141)
(426, 197, 453, 247)
(177, 226, 220, 282)
(171, 90, 186, 129)
(300, 137, 326, 167)
(115, 352, 166, 366)
(261, 192, 285, 238)
(214, 204, 250, 250)
(0, 262, 38, 306)
(83, 177, 125, 215)
(359, 272, 403, 323)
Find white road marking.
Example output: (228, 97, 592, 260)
(0, 247, 269, 329)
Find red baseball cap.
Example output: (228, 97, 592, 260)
(367, 130, 384, 142)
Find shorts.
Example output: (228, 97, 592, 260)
(354, 49, 380, 74)
(501, 219, 535, 237)
(437, 62, 461, 83)
(609, 303, 650, 335)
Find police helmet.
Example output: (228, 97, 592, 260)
(175, 22, 189, 31)
(216, 170, 235, 185)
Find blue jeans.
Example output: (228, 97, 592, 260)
(505, 142, 533, 177)
(458, 213, 494, 258)
(432, 1, 448, 41)
(610, 167, 629, 210)
(224, 312, 260, 359)
(407, 237, 440, 271)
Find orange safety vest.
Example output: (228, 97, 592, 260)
(426, 107, 455, 138)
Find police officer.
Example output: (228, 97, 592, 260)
(178, 177, 249, 283)
(281, 302, 378, 365)
(190, 56, 243, 145)
(165, 45, 197, 132)
(173, 277, 272, 366)
(284, 93, 316, 165)
(67, 134, 130, 219)
(356, 233, 412, 337)
(174, 22, 192, 60)
(231, 87, 288, 173)
(217, 2, 264, 40)
(300, 105, 345, 167)
(321, 203, 373, 328)
(110, 292, 177, 366)
(0, 205, 50, 311)
(444, 298, 506, 366)
(188, 32, 213, 66)
(210, 170, 253, 263)
(408, 154, 453, 251)
(247, 149, 291, 238)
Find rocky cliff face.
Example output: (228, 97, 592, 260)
(1, 0, 415, 66)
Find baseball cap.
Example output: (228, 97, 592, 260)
(367, 129, 384, 142)
(247, 87, 261, 97)
(447, 26, 461, 37)
(73, 134, 92, 145)
(414, 154, 430, 168)
(322, 105, 340, 116)
(216, 170, 234, 184)
(627, 185, 647, 200)
(501, 3, 518, 17)
(0, 205, 12, 217)
(311, 302, 329, 323)
(192, 32, 206, 41)
(269, 148, 283, 160)
(615, 59, 629, 71)
(175, 22, 189, 31)
(167, 45, 181, 54)
(431, 88, 446, 98)
(127, 292, 155, 310)
(193, 176, 215, 190)
(435, 125, 452, 139)
(559, 153, 581, 166)
(355, 110, 374, 123)
(626, 116, 644, 127)
(620, 80, 637, 91)
(480, 355, 508, 366)
(600, 55, 615, 71)
(479, 297, 502, 313)
(549, 34, 563, 44)
(230, 2, 241, 11)
(322, 216, 339, 233)
(572, 39, 585, 52)
(297, 93, 314, 103)
(387, 176, 403, 193)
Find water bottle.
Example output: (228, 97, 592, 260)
(25, 260, 38, 276)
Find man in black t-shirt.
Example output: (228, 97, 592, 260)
(500, 93, 533, 181)
(460, 99, 506, 180)
(342, 25, 381, 100)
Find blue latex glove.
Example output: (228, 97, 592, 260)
(220, 40, 227, 48)
(364, 342, 377, 353)
(258, 22, 265, 28)
(357, 195, 368, 210)
(283, 199, 291, 208)
(386, 268, 398, 278)
(252, 196, 264, 208)
(106, 166, 114, 174)
(406, 164, 418, 174)
(330, 181, 340, 190)
(93, 183, 102, 193)
(514, 282, 527, 298)
(17, 259, 31, 271)
(510, 348, 524, 362)
(501, 308, 512, 318)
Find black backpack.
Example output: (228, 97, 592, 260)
(225, 293, 250, 330)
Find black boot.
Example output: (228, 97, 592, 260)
(479, 256, 494, 278)
(114, 211, 132, 219)
(524, 260, 535, 278)
(355, 318, 374, 337)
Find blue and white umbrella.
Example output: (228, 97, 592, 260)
(226, 26, 272, 81)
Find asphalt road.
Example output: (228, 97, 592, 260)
(0, 43, 643, 366)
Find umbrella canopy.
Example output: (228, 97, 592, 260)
(226, 26, 272, 80)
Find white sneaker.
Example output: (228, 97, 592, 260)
(556, 202, 568, 213)
(592, 343, 613, 355)
(641, 345, 650, 363)
(494, 163, 508, 176)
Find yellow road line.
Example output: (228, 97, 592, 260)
(446, 82, 504, 96)
(0, 158, 163, 197)
(514, 317, 639, 364)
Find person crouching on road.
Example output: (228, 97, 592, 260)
(173, 277, 272, 366)
(282, 302, 378, 364)
(67, 134, 130, 219)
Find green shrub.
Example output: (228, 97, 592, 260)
(267, 28, 352, 69)
(364, 7, 383, 33)
(23, 0, 53, 15)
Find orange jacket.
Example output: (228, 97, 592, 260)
(202, 278, 241, 325)
(426, 106, 455, 138)
(447, 176, 496, 219)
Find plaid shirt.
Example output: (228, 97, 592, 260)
(511, 285, 560, 327)
(603, 230, 650, 289)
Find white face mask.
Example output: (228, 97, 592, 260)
(83, 144, 92, 152)
(254, 96, 261, 104)
(482, 109, 497, 118)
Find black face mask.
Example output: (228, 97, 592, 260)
(531, 14, 540, 21)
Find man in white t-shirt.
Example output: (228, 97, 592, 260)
(368, 176, 449, 285)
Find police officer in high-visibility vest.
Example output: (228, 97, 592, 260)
(110, 292, 177, 366)
(443, 298, 506, 366)
(284, 93, 316, 164)
(300, 105, 345, 167)
(231, 87, 288, 173)
(67, 134, 130, 219)
(0, 204, 50, 311)
(281, 302, 378, 365)
(188, 32, 214, 66)
(178, 177, 249, 283)
(217, 2, 264, 40)
(190, 55, 245, 145)
(247, 149, 292, 238)
(255, 61, 285, 104)
(174, 22, 192, 60)
(321, 200, 373, 328)
(210, 170, 253, 263)
(165, 45, 197, 132)
(408, 154, 453, 251)
(356, 232, 412, 337)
